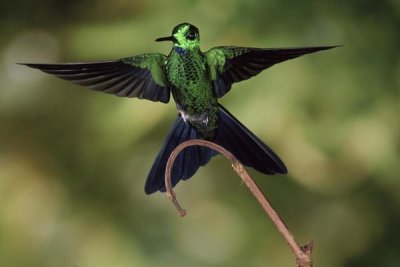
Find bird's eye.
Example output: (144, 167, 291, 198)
(186, 32, 196, 40)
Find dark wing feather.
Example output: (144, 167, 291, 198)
(205, 46, 338, 98)
(20, 53, 170, 103)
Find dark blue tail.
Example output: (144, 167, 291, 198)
(145, 115, 216, 194)
(214, 104, 287, 175)
(145, 104, 287, 194)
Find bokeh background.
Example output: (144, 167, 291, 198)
(1, 0, 399, 266)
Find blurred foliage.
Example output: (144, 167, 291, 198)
(0, 0, 399, 266)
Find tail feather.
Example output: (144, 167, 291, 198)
(215, 104, 287, 174)
(145, 114, 216, 194)
(145, 105, 287, 194)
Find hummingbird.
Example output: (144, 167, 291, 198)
(20, 23, 337, 194)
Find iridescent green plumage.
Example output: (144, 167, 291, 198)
(164, 25, 217, 138)
(20, 22, 337, 194)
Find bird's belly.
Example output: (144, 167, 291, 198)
(166, 52, 218, 137)
(171, 82, 218, 138)
(167, 67, 214, 117)
(172, 83, 215, 122)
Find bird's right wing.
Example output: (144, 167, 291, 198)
(205, 46, 337, 98)
(20, 53, 171, 103)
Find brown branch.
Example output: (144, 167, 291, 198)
(164, 139, 313, 267)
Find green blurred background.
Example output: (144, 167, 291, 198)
(1, 0, 399, 266)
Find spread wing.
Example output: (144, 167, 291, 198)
(205, 46, 337, 98)
(20, 53, 170, 103)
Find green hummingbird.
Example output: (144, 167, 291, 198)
(21, 23, 337, 194)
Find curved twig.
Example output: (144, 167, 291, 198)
(164, 139, 313, 267)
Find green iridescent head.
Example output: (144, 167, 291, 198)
(156, 23, 200, 50)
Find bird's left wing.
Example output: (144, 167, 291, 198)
(20, 53, 170, 103)
(205, 46, 337, 98)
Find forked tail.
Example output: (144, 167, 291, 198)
(145, 104, 287, 194)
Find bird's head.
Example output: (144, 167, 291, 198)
(156, 23, 200, 50)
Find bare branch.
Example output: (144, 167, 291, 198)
(164, 139, 313, 267)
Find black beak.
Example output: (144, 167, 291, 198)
(155, 36, 175, 42)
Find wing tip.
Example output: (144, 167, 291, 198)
(16, 63, 48, 69)
(16, 62, 32, 67)
(320, 45, 342, 50)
